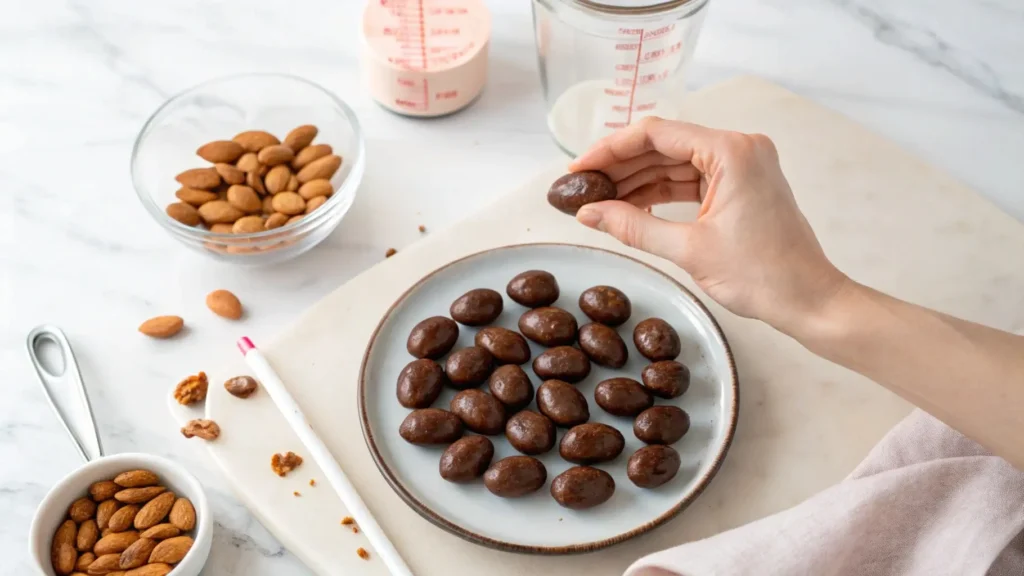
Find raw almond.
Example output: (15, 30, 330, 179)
(214, 163, 246, 185)
(114, 487, 166, 505)
(262, 195, 275, 215)
(264, 164, 292, 193)
(138, 316, 183, 339)
(236, 152, 261, 173)
(291, 144, 332, 170)
(52, 542, 77, 575)
(296, 154, 341, 183)
(96, 500, 119, 530)
(264, 213, 288, 230)
(77, 519, 99, 551)
(210, 223, 234, 234)
(125, 563, 172, 576)
(232, 215, 265, 234)
(271, 192, 305, 215)
(233, 130, 280, 153)
(246, 170, 267, 195)
(118, 537, 156, 569)
(226, 185, 262, 213)
(133, 492, 176, 530)
(257, 144, 295, 167)
(148, 536, 193, 564)
(101, 528, 114, 538)
(305, 196, 327, 214)
(77, 551, 96, 571)
(114, 470, 159, 488)
(165, 202, 200, 226)
(286, 174, 299, 191)
(174, 187, 218, 206)
(196, 140, 244, 163)
(139, 523, 180, 541)
(94, 531, 139, 555)
(69, 498, 97, 522)
(283, 124, 318, 152)
(297, 179, 332, 200)
(175, 167, 221, 190)
(168, 498, 196, 531)
(53, 519, 77, 551)
(90, 480, 119, 502)
(86, 553, 120, 575)
(286, 215, 304, 226)
(206, 289, 242, 319)
(197, 200, 244, 225)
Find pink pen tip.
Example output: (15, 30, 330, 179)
(237, 336, 256, 355)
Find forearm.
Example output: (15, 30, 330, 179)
(781, 280, 1024, 469)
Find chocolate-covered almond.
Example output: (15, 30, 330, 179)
(536, 380, 589, 427)
(505, 410, 556, 455)
(506, 270, 559, 308)
(532, 346, 591, 383)
(475, 327, 531, 365)
(551, 466, 615, 509)
(641, 361, 690, 399)
(633, 318, 681, 361)
(483, 456, 547, 498)
(559, 422, 625, 464)
(578, 285, 631, 326)
(450, 288, 503, 326)
(407, 316, 459, 359)
(399, 408, 463, 445)
(547, 171, 617, 215)
(445, 346, 494, 389)
(396, 359, 445, 409)
(440, 436, 495, 483)
(578, 322, 627, 368)
(627, 445, 681, 488)
(488, 364, 534, 410)
(450, 389, 506, 435)
(634, 406, 690, 445)
(595, 377, 653, 417)
(519, 307, 578, 347)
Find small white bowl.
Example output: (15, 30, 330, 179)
(29, 453, 212, 575)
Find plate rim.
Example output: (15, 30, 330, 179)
(358, 242, 740, 555)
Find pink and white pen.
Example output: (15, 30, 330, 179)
(237, 337, 413, 576)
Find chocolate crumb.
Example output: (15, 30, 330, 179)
(418, 225, 426, 233)
(293, 491, 301, 497)
(385, 248, 397, 258)
(352, 526, 359, 534)
(309, 479, 316, 487)
(357, 548, 370, 560)
(341, 516, 355, 526)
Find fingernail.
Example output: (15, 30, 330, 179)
(576, 207, 604, 231)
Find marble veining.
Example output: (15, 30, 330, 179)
(2, 0, 1022, 574)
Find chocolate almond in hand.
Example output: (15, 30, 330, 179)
(547, 171, 617, 215)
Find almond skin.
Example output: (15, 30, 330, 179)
(296, 154, 341, 183)
(52, 542, 77, 575)
(287, 174, 299, 191)
(232, 215, 265, 234)
(206, 289, 242, 319)
(133, 492, 176, 530)
(114, 487, 166, 505)
(297, 179, 332, 200)
(198, 200, 244, 225)
(264, 164, 292, 194)
(94, 531, 139, 555)
(197, 140, 244, 163)
(69, 497, 97, 522)
(271, 192, 305, 215)
(90, 480, 119, 502)
(125, 563, 173, 576)
(165, 202, 200, 226)
(305, 196, 327, 214)
(265, 213, 288, 230)
(96, 500, 119, 530)
(118, 537, 156, 569)
(52, 518, 77, 552)
(114, 470, 159, 488)
(246, 170, 267, 195)
(175, 187, 218, 206)
(226, 185, 262, 213)
(257, 144, 295, 167)
(291, 144, 332, 170)
(175, 167, 221, 190)
(236, 152, 261, 173)
(262, 195, 275, 215)
(283, 125, 318, 151)
(138, 316, 183, 339)
(214, 163, 246, 185)
(86, 553, 120, 574)
(76, 551, 96, 571)
(233, 130, 280, 152)
(148, 536, 193, 564)
(77, 519, 99, 551)
(139, 523, 180, 541)
(168, 498, 196, 531)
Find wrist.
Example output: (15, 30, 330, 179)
(771, 271, 863, 344)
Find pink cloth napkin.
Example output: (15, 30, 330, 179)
(626, 410, 1024, 576)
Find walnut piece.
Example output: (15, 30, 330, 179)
(271, 451, 303, 477)
(174, 372, 209, 405)
(223, 375, 258, 399)
(181, 419, 220, 440)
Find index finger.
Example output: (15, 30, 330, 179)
(569, 118, 710, 172)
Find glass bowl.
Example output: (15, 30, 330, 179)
(131, 73, 365, 265)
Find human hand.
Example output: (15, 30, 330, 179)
(571, 117, 849, 333)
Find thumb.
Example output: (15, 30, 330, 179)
(577, 201, 693, 264)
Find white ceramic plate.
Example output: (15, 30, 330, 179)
(359, 244, 738, 553)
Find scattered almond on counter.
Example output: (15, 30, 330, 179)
(173, 372, 208, 405)
(271, 451, 303, 477)
(205, 289, 243, 319)
(138, 316, 184, 339)
(181, 419, 220, 440)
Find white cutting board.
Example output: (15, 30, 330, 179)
(170, 77, 1024, 576)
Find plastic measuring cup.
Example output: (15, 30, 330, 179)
(361, 0, 491, 117)
(532, 0, 710, 156)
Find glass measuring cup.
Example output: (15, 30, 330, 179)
(532, 0, 710, 156)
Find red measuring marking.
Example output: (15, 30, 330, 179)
(626, 27, 644, 125)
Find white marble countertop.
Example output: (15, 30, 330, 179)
(3, 0, 1022, 574)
